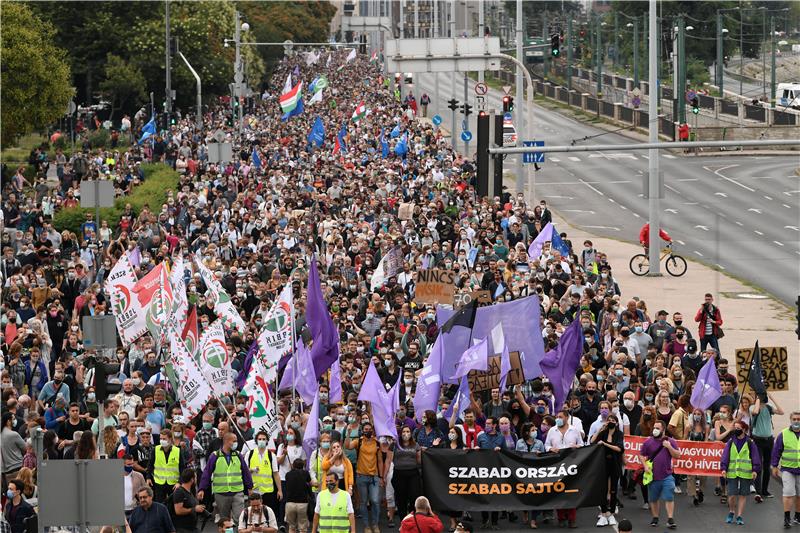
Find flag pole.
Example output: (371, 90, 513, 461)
(290, 281, 298, 415)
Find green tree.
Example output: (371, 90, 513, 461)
(100, 54, 147, 121)
(0, 2, 73, 147)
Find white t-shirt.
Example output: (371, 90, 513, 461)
(238, 505, 278, 531)
(314, 490, 355, 514)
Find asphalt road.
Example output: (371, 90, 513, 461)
(414, 73, 800, 305)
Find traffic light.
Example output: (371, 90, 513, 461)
(169, 37, 178, 57)
(461, 103, 473, 116)
(691, 96, 700, 115)
(502, 95, 514, 112)
(447, 98, 460, 111)
(551, 34, 560, 57)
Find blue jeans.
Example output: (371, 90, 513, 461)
(700, 335, 720, 353)
(356, 473, 380, 527)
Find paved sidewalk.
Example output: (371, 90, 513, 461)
(549, 210, 799, 429)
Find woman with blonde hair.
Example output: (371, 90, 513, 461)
(103, 425, 121, 458)
(655, 390, 674, 427)
(687, 407, 710, 506)
(15, 467, 38, 507)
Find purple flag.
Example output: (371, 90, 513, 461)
(358, 362, 398, 439)
(539, 318, 583, 412)
(329, 343, 343, 404)
(444, 375, 471, 421)
(302, 391, 320, 463)
(306, 256, 340, 378)
(499, 344, 512, 392)
(437, 295, 545, 384)
(451, 337, 489, 380)
(527, 222, 554, 260)
(413, 335, 443, 422)
(358, 361, 390, 403)
(279, 339, 317, 405)
(236, 340, 258, 389)
(128, 247, 141, 269)
(691, 355, 722, 411)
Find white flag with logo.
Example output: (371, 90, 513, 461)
(194, 256, 247, 333)
(257, 283, 295, 373)
(197, 320, 236, 396)
(369, 246, 404, 290)
(243, 355, 281, 447)
(169, 320, 214, 419)
(346, 48, 357, 62)
(170, 253, 188, 327)
(105, 252, 148, 346)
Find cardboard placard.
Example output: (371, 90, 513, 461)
(398, 203, 414, 220)
(468, 351, 524, 392)
(415, 269, 455, 305)
(735, 346, 789, 392)
(453, 290, 492, 309)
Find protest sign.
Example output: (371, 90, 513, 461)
(416, 269, 455, 305)
(398, 202, 414, 220)
(735, 346, 789, 391)
(469, 351, 524, 392)
(623, 435, 725, 477)
(453, 290, 491, 309)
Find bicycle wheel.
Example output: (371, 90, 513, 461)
(629, 254, 650, 276)
(666, 254, 688, 277)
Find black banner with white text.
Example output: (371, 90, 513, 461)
(421, 445, 608, 512)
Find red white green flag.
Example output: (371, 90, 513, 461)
(351, 101, 366, 122)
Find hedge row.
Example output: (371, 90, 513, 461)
(52, 163, 179, 236)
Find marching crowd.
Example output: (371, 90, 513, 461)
(2, 49, 800, 533)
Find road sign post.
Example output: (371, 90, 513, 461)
(522, 141, 545, 164)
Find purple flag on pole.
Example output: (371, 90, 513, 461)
(527, 222, 554, 260)
(236, 340, 258, 389)
(306, 256, 340, 378)
(690, 356, 722, 411)
(444, 375, 471, 421)
(329, 343, 343, 404)
(358, 362, 398, 439)
(128, 247, 141, 269)
(451, 337, 489, 380)
(499, 344, 512, 392)
(358, 361, 390, 403)
(539, 318, 584, 412)
(302, 391, 320, 463)
(279, 339, 317, 405)
(413, 335, 443, 422)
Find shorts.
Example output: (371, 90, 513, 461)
(726, 477, 752, 496)
(648, 475, 676, 502)
(285, 501, 309, 532)
(782, 471, 800, 498)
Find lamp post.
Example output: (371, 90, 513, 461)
(232, 11, 250, 136)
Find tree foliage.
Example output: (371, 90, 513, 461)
(100, 54, 147, 121)
(1, 2, 74, 147)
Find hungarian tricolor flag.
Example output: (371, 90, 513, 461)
(280, 81, 303, 115)
(351, 101, 366, 123)
(181, 305, 199, 356)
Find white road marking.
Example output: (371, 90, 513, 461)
(694, 250, 704, 257)
(704, 164, 756, 192)
(715, 264, 726, 270)
(579, 179, 604, 196)
(695, 225, 709, 231)
(609, 198, 616, 203)
(764, 195, 773, 200)
(583, 225, 620, 231)
(676, 239, 686, 245)
(619, 205, 628, 210)
(774, 241, 784, 246)
(541, 195, 576, 199)
(632, 212, 641, 218)
(783, 204, 793, 209)
(714, 192, 728, 198)
(748, 208, 762, 214)
(677, 178, 698, 182)
(549, 157, 561, 162)
(735, 221, 744, 226)
(754, 230, 764, 235)
(568, 156, 581, 162)
(785, 226, 799, 231)
(684, 202, 699, 205)
(588, 153, 638, 160)
(663, 154, 677, 159)
(751, 176, 774, 179)
(665, 209, 678, 214)
(665, 184, 679, 193)
(784, 190, 800, 196)
(717, 212, 727, 218)
(563, 209, 595, 214)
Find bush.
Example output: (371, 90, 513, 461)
(88, 129, 110, 149)
(52, 135, 68, 151)
(52, 163, 179, 236)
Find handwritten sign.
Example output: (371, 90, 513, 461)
(453, 290, 491, 310)
(415, 269, 455, 305)
(735, 346, 789, 392)
(468, 351, 524, 392)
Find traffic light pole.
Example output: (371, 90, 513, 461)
(515, 0, 525, 194)
(165, 0, 172, 119)
(716, 11, 724, 96)
(770, 16, 776, 108)
(596, 14, 602, 98)
(463, 72, 470, 154)
(567, 18, 573, 91)
(646, 0, 662, 276)
(633, 17, 640, 89)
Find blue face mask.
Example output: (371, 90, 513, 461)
(6, 489, 14, 499)
(320, 441, 331, 450)
(286, 434, 295, 442)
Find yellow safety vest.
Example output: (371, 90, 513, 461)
(249, 450, 275, 494)
(312, 452, 323, 493)
(153, 445, 180, 485)
(726, 440, 752, 479)
(780, 428, 800, 470)
(317, 489, 350, 533)
(211, 452, 245, 494)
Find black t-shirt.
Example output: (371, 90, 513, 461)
(171, 486, 198, 529)
(284, 468, 311, 503)
(58, 418, 90, 441)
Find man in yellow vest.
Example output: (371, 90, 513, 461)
(312, 473, 355, 533)
(198, 432, 253, 525)
(771, 411, 800, 529)
(246, 430, 283, 519)
(148, 423, 188, 503)
(721, 420, 761, 526)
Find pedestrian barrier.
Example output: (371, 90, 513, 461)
(721, 100, 739, 117)
(601, 101, 615, 119)
(744, 104, 766, 122)
(585, 96, 598, 113)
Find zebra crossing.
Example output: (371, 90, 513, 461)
(546, 152, 677, 163)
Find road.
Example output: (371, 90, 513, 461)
(415, 72, 800, 305)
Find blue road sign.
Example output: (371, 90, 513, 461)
(461, 130, 473, 142)
(522, 140, 545, 164)
(432, 114, 442, 126)
(503, 112, 513, 121)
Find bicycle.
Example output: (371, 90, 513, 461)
(629, 243, 688, 277)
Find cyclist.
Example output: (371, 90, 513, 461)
(639, 223, 672, 253)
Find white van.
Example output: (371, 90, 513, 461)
(777, 83, 800, 109)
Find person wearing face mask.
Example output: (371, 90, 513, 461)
(311, 473, 356, 533)
(198, 432, 254, 527)
(591, 414, 624, 527)
(640, 420, 682, 529)
(283, 457, 312, 533)
(686, 409, 710, 507)
(770, 411, 800, 528)
(720, 420, 761, 526)
(247, 430, 282, 522)
(148, 420, 189, 504)
(544, 411, 583, 528)
(123, 453, 148, 517)
(3, 479, 36, 532)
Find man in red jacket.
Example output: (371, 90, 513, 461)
(400, 496, 444, 533)
(694, 293, 724, 352)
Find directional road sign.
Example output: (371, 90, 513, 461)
(503, 112, 513, 121)
(475, 82, 488, 95)
(431, 114, 442, 126)
(461, 130, 473, 142)
(522, 140, 545, 164)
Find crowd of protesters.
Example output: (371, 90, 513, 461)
(2, 48, 800, 533)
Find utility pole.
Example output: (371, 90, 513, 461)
(739, 12, 743, 97)
(770, 16, 776, 108)
(633, 16, 640, 89)
(234, 10, 244, 136)
(596, 14, 602, 98)
(716, 11, 724, 94)
(543, 11, 548, 78)
(613, 11, 619, 67)
(165, 0, 172, 122)
(414, 0, 419, 38)
(761, 9, 766, 98)
(478, 0, 485, 85)
(677, 16, 686, 124)
(515, 0, 524, 193)
(647, 0, 661, 276)
(434, 0, 440, 120)
(450, 0, 457, 152)
(567, 17, 573, 91)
